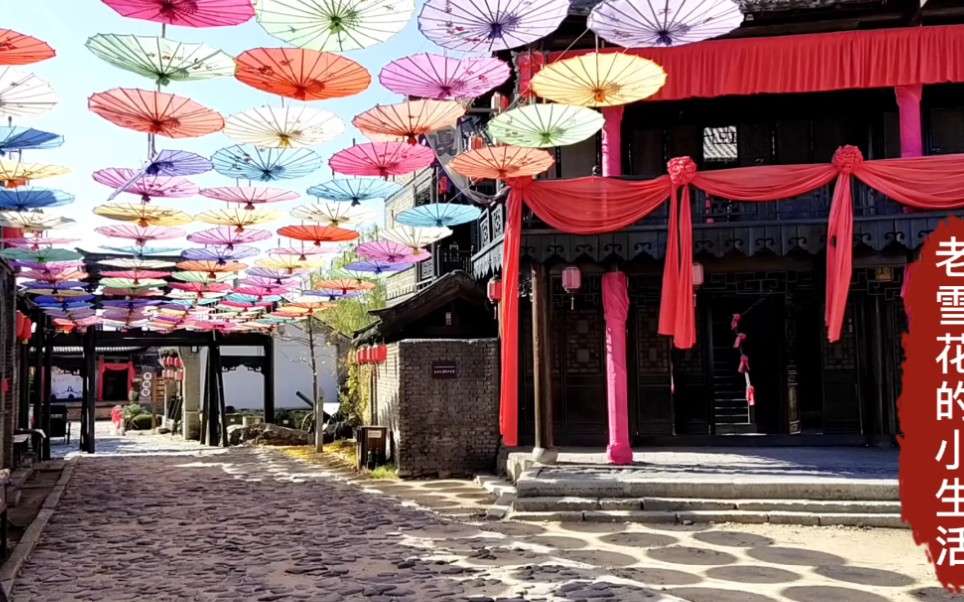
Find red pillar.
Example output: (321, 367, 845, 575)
(602, 271, 633, 465)
(895, 84, 924, 158)
(601, 107, 624, 178)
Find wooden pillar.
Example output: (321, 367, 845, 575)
(873, 295, 887, 439)
(199, 349, 209, 446)
(83, 328, 97, 454)
(212, 339, 228, 448)
(41, 327, 52, 461)
(530, 263, 556, 463)
(263, 336, 275, 424)
(206, 345, 219, 447)
(30, 312, 42, 432)
(600, 107, 624, 177)
(17, 343, 29, 430)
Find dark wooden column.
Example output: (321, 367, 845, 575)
(41, 324, 52, 461)
(83, 328, 97, 453)
(199, 348, 210, 446)
(530, 262, 555, 461)
(30, 312, 43, 432)
(263, 336, 275, 424)
(211, 336, 228, 448)
(206, 346, 219, 447)
(17, 342, 29, 430)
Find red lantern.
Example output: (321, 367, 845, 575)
(562, 266, 581, 310)
(693, 262, 704, 287)
(375, 345, 387, 363)
(516, 51, 546, 100)
(491, 93, 509, 112)
(487, 277, 502, 303)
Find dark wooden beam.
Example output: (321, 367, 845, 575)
(17, 342, 29, 430)
(263, 336, 275, 425)
(530, 263, 554, 455)
(82, 328, 97, 454)
(206, 346, 219, 447)
(212, 335, 228, 448)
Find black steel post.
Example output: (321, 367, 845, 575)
(206, 343, 219, 447)
(199, 347, 210, 446)
(17, 342, 29, 430)
(41, 324, 52, 461)
(84, 328, 97, 454)
(212, 339, 228, 448)
(30, 312, 42, 432)
(262, 336, 275, 424)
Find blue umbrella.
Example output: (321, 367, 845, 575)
(181, 245, 260, 263)
(395, 202, 482, 228)
(227, 293, 282, 304)
(343, 260, 414, 276)
(307, 179, 402, 206)
(36, 294, 96, 305)
(0, 187, 74, 211)
(0, 127, 63, 155)
(102, 245, 180, 257)
(146, 149, 213, 177)
(212, 145, 322, 182)
(302, 288, 360, 301)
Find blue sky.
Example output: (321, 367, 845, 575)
(6, 1, 443, 251)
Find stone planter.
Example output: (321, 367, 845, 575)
(242, 415, 263, 428)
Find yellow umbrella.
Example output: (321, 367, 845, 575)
(195, 207, 282, 233)
(530, 52, 666, 107)
(0, 212, 74, 231)
(0, 161, 69, 186)
(256, 254, 325, 273)
(94, 203, 193, 227)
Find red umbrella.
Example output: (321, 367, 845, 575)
(0, 30, 55, 66)
(235, 47, 370, 101)
(277, 225, 359, 246)
(100, 0, 255, 28)
(329, 142, 435, 178)
(88, 88, 224, 138)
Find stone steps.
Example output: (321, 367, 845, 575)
(508, 508, 906, 529)
(513, 496, 902, 514)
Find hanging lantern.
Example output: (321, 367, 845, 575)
(487, 276, 502, 319)
(491, 92, 509, 112)
(375, 345, 387, 363)
(693, 262, 704, 287)
(562, 266, 581, 310)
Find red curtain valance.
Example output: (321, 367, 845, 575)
(498, 147, 964, 446)
(547, 25, 964, 101)
(97, 357, 136, 401)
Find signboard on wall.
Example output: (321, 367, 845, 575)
(431, 361, 457, 379)
(139, 367, 155, 406)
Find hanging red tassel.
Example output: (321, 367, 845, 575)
(738, 355, 750, 374)
(730, 313, 741, 330)
(733, 332, 746, 349)
(746, 385, 756, 406)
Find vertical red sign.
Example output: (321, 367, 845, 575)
(902, 216, 964, 591)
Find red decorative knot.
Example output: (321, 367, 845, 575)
(832, 145, 864, 174)
(667, 156, 697, 185)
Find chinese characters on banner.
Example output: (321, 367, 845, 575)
(903, 216, 964, 591)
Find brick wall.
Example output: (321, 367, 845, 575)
(375, 339, 500, 478)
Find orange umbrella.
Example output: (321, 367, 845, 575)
(235, 48, 371, 101)
(313, 278, 375, 293)
(176, 260, 247, 278)
(277, 225, 360, 246)
(0, 30, 55, 66)
(88, 88, 224, 138)
(353, 99, 465, 144)
(450, 145, 555, 180)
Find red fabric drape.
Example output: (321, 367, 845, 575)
(97, 358, 135, 401)
(549, 25, 964, 102)
(499, 184, 524, 446)
(603, 272, 633, 465)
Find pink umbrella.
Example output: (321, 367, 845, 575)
(5, 237, 79, 250)
(200, 186, 300, 210)
(239, 275, 298, 288)
(270, 245, 332, 261)
(101, 269, 171, 282)
(102, 288, 166, 297)
(169, 282, 231, 293)
(233, 285, 293, 298)
(329, 142, 435, 178)
(379, 54, 511, 100)
(101, 0, 255, 28)
(187, 226, 272, 249)
(93, 168, 198, 202)
(356, 240, 431, 264)
(96, 224, 185, 247)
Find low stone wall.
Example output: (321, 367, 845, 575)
(376, 339, 500, 478)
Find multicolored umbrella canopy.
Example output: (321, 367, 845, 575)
(212, 145, 322, 181)
(394, 203, 482, 228)
(379, 54, 510, 101)
(0, 188, 73, 210)
(95, 224, 186, 246)
(450, 145, 554, 179)
(380, 225, 451, 251)
(356, 240, 429, 263)
(145, 149, 213, 176)
(588, 0, 743, 48)
(353, 99, 465, 144)
(224, 106, 344, 148)
(307, 178, 400, 205)
(0, 67, 57, 118)
(290, 202, 375, 227)
(101, 269, 171, 281)
(169, 281, 231, 293)
(247, 266, 308, 281)
(277, 224, 359, 246)
(100, 0, 256, 28)
(530, 53, 667, 107)
(0, 29, 56, 66)
(234, 47, 370, 101)
(195, 206, 282, 232)
(171, 271, 233, 283)
(0, 127, 63, 154)
(181, 245, 260, 262)
(88, 88, 225, 138)
(86, 35, 235, 85)
(200, 186, 299, 210)
(255, 0, 415, 52)
(418, 0, 569, 52)
(488, 104, 605, 148)
(93, 167, 199, 201)
(93, 202, 193, 227)
(329, 142, 435, 178)
(187, 226, 273, 248)
(101, 277, 168, 289)
(312, 276, 374, 292)
(269, 245, 330, 261)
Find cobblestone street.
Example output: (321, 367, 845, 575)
(9, 430, 951, 601)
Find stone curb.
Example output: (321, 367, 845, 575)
(1, 456, 78, 598)
(474, 475, 516, 520)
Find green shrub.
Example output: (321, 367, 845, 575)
(129, 414, 154, 430)
(123, 403, 144, 420)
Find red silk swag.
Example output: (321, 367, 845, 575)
(497, 147, 964, 445)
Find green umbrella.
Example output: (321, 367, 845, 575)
(488, 103, 605, 149)
(0, 248, 82, 263)
(86, 34, 235, 86)
(255, 0, 415, 52)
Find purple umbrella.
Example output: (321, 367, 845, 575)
(186, 227, 273, 249)
(588, 0, 743, 48)
(379, 54, 511, 100)
(241, 276, 300, 289)
(146, 149, 213, 177)
(181, 245, 260, 263)
(247, 267, 309, 282)
(418, 0, 570, 52)
(343, 260, 414, 276)
(303, 289, 360, 301)
(101, 300, 162, 309)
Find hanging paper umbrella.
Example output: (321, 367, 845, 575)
(0, 213, 74, 231)
(418, 0, 569, 52)
(343, 260, 413, 276)
(379, 54, 510, 101)
(12, 260, 84, 272)
(395, 203, 482, 228)
(99, 257, 176, 269)
(356, 240, 430, 264)
(224, 106, 345, 149)
(169, 281, 231, 293)
(96, 224, 185, 246)
(0, 127, 63, 155)
(101, 277, 167, 289)
(588, 0, 742, 48)
(181, 245, 260, 263)
(234, 47, 370, 101)
(176, 260, 246, 276)
(1, 247, 83, 263)
(242, 275, 299, 289)
(450, 145, 554, 179)
(307, 179, 400, 205)
(0, 30, 56, 66)
(102, 245, 179, 256)
(233, 285, 294, 299)
(278, 224, 359, 247)
(94, 203, 193, 227)
(0, 187, 73, 211)
(255, 0, 414, 52)
(200, 187, 299, 211)
(0, 161, 68, 188)
(0, 68, 57, 119)
(7, 237, 79, 250)
(36, 294, 95, 305)
(93, 168, 199, 202)
(101, 0, 256, 27)
(18, 268, 89, 283)
(45, 309, 97, 320)
(102, 299, 163, 309)
(86, 34, 235, 86)
(329, 142, 435, 178)
(186, 226, 272, 249)
(247, 266, 307, 282)
(301, 288, 360, 301)
(145, 149, 212, 177)
(229, 292, 283, 304)
(488, 104, 605, 148)
(195, 206, 282, 233)
(211, 145, 322, 182)
(290, 202, 375, 227)
(101, 269, 171, 282)
(256, 254, 324, 274)
(172, 271, 233, 283)
(381, 225, 452, 251)
(21, 281, 87, 293)
(353, 100, 465, 144)
(531, 53, 667, 107)
(269, 245, 331, 262)
(312, 277, 375, 293)
(88, 88, 225, 138)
